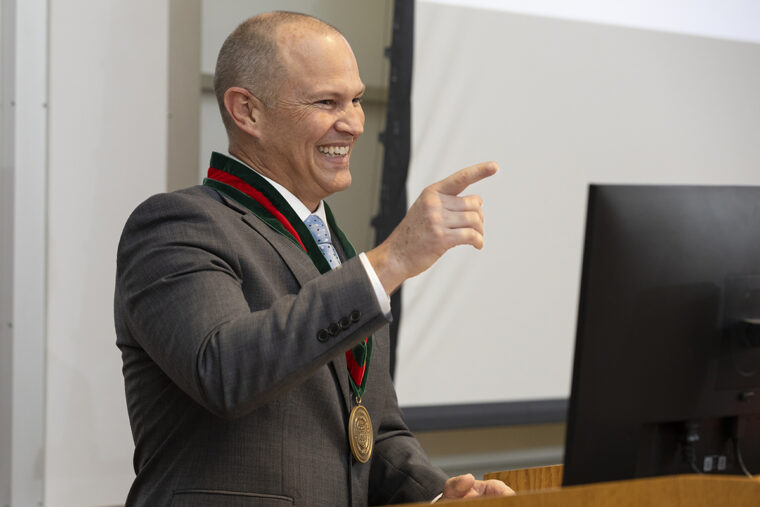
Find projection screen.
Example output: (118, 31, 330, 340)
(394, 0, 760, 412)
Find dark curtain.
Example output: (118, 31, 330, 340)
(373, 0, 414, 379)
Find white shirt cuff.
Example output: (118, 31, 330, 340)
(358, 252, 391, 319)
(431, 492, 444, 503)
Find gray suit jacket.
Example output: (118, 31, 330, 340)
(114, 184, 447, 506)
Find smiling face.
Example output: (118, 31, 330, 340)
(252, 25, 365, 211)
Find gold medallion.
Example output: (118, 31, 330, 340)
(348, 403, 373, 463)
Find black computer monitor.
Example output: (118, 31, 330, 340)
(563, 185, 760, 486)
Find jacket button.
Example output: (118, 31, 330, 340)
(350, 310, 361, 323)
(317, 329, 330, 342)
(339, 316, 351, 330)
(328, 322, 341, 336)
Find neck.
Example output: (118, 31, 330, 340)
(228, 144, 272, 181)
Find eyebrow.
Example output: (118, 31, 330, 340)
(308, 84, 366, 100)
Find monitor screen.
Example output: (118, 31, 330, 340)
(563, 185, 760, 486)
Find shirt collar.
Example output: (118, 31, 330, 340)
(227, 153, 328, 224)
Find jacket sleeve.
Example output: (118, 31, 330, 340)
(115, 190, 389, 419)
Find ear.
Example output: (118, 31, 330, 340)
(223, 87, 266, 138)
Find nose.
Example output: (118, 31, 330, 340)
(335, 103, 365, 138)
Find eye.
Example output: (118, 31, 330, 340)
(352, 97, 363, 105)
(316, 99, 335, 106)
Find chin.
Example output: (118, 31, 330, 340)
(332, 179, 352, 195)
(333, 164, 353, 183)
(338, 169, 352, 189)
(325, 174, 352, 196)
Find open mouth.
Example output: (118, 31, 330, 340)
(317, 145, 350, 157)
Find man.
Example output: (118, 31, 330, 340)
(115, 11, 511, 506)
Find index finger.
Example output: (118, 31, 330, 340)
(434, 161, 499, 196)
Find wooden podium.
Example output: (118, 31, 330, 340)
(395, 465, 760, 506)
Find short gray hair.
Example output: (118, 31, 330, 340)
(214, 11, 341, 133)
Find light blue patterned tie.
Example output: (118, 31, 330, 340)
(304, 214, 341, 270)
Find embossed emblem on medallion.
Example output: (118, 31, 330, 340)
(348, 404, 373, 463)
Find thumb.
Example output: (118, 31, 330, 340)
(444, 473, 476, 498)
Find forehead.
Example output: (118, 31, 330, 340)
(275, 23, 363, 94)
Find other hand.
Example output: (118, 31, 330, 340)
(441, 473, 515, 500)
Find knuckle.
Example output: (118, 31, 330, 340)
(431, 227, 446, 242)
(466, 212, 482, 229)
(462, 195, 481, 209)
(421, 194, 439, 211)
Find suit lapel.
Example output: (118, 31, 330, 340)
(240, 213, 319, 286)
(218, 192, 318, 286)
(219, 192, 353, 413)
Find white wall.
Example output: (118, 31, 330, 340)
(0, 2, 12, 502)
(3, 1, 48, 505)
(40, 1, 172, 505)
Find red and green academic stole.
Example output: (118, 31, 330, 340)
(203, 153, 374, 461)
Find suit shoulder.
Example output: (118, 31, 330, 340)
(116, 185, 245, 276)
(128, 185, 222, 218)
(118, 185, 238, 252)
(123, 185, 246, 232)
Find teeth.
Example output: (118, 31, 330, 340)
(318, 145, 349, 156)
